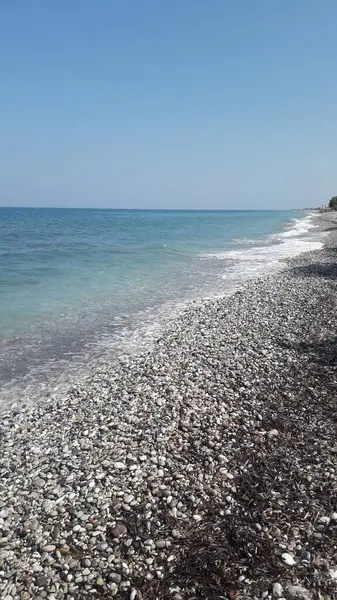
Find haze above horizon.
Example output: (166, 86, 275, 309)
(0, 1, 336, 210)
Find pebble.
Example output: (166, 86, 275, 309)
(96, 542, 108, 551)
(300, 551, 311, 563)
(273, 583, 283, 597)
(42, 545, 56, 552)
(36, 576, 48, 588)
(281, 553, 296, 566)
(109, 573, 122, 583)
(286, 585, 309, 598)
(111, 524, 127, 538)
(81, 558, 91, 567)
(114, 462, 126, 470)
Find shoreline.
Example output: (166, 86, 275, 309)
(1, 215, 337, 599)
(0, 211, 320, 415)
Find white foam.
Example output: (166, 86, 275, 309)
(271, 215, 319, 239)
(199, 213, 323, 281)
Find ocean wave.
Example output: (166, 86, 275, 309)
(199, 213, 323, 281)
(270, 215, 319, 240)
(232, 237, 266, 245)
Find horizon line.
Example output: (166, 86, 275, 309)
(0, 206, 301, 211)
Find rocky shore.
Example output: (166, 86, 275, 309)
(1, 215, 337, 600)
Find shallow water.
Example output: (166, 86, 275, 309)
(0, 208, 322, 409)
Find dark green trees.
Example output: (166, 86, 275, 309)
(329, 197, 337, 210)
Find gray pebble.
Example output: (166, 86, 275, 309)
(42, 545, 56, 552)
(81, 558, 91, 567)
(273, 582, 283, 597)
(36, 575, 49, 588)
(109, 572, 122, 584)
(96, 542, 108, 551)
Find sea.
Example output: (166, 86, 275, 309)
(0, 208, 322, 412)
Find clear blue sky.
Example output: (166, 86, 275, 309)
(0, 0, 336, 209)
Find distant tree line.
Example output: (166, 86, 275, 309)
(329, 196, 337, 210)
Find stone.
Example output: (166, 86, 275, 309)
(124, 494, 134, 504)
(36, 576, 49, 588)
(155, 540, 166, 549)
(109, 583, 118, 596)
(273, 583, 283, 597)
(69, 559, 78, 569)
(96, 542, 108, 551)
(286, 585, 309, 598)
(300, 551, 311, 563)
(81, 558, 91, 567)
(110, 524, 127, 538)
(281, 552, 296, 566)
(34, 477, 45, 488)
(109, 572, 122, 584)
(42, 545, 56, 552)
(114, 462, 125, 470)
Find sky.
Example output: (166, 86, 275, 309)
(0, 0, 336, 210)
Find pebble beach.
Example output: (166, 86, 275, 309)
(1, 214, 337, 600)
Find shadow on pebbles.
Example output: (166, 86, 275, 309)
(1, 222, 337, 600)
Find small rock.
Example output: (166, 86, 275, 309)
(69, 559, 78, 569)
(286, 585, 309, 598)
(329, 567, 337, 580)
(281, 552, 296, 566)
(96, 542, 108, 551)
(51, 525, 60, 540)
(109, 583, 118, 596)
(124, 494, 134, 504)
(81, 558, 91, 567)
(0, 537, 9, 547)
(300, 551, 311, 563)
(26, 519, 39, 531)
(34, 477, 45, 488)
(110, 524, 127, 538)
(0, 509, 9, 519)
(42, 545, 56, 552)
(273, 582, 283, 597)
(114, 462, 126, 470)
(109, 572, 122, 584)
(155, 540, 166, 549)
(36, 575, 48, 588)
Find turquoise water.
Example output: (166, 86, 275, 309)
(0, 208, 321, 408)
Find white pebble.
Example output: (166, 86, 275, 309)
(281, 552, 296, 566)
